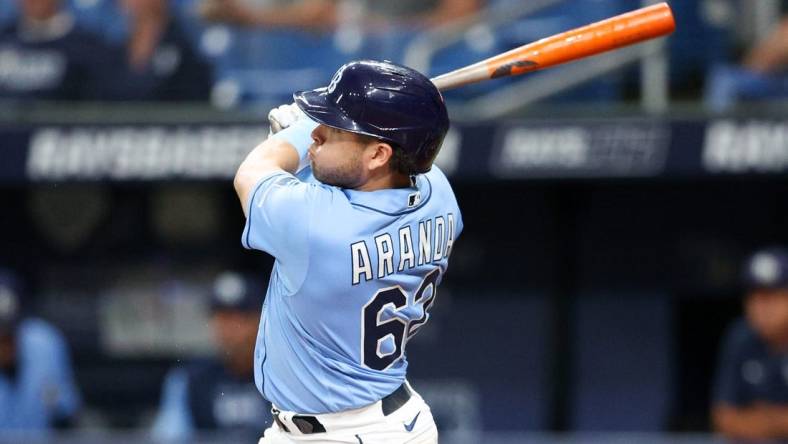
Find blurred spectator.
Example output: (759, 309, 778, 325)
(199, 0, 480, 30)
(0, 269, 81, 433)
(705, 16, 788, 111)
(365, 0, 481, 28)
(199, 0, 337, 30)
(0, 0, 121, 101)
(151, 271, 270, 442)
(712, 247, 788, 440)
(743, 17, 788, 74)
(118, 0, 213, 101)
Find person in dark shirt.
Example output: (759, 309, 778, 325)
(118, 0, 213, 101)
(713, 247, 788, 440)
(0, 0, 121, 101)
(151, 271, 270, 442)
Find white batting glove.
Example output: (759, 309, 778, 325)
(268, 102, 306, 135)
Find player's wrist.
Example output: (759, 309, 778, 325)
(268, 118, 318, 170)
(274, 120, 311, 158)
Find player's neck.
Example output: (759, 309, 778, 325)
(356, 171, 412, 192)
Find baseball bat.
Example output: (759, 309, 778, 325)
(430, 2, 676, 91)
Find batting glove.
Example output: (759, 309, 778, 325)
(268, 102, 306, 135)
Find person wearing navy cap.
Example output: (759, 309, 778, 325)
(0, 269, 81, 434)
(713, 247, 788, 440)
(152, 271, 271, 442)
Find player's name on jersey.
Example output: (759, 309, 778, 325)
(351, 214, 457, 285)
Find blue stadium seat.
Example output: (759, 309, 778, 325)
(705, 63, 788, 112)
(67, 0, 128, 44)
(171, 0, 208, 46)
(211, 67, 328, 108)
(424, 27, 510, 100)
(492, 0, 627, 46)
(505, 0, 627, 103)
(197, 25, 247, 71)
(569, 291, 674, 431)
(208, 28, 369, 107)
(665, 0, 733, 86)
(0, 2, 17, 28)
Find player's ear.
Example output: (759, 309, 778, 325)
(366, 142, 394, 171)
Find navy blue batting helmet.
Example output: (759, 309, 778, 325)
(741, 247, 788, 291)
(294, 60, 450, 174)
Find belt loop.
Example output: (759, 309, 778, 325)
(272, 408, 290, 433)
(272, 407, 326, 435)
(273, 409, 306, 436)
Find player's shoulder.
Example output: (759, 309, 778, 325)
(18, 317, 67, 352)
(422, 165, 459, 207)
(424, 165, 449, 183)
(421, 165, 451, 193)
(254, 170, 342, 203)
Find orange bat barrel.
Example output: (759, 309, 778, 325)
(431, 2, 676, 91)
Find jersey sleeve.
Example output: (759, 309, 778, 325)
(242, 172, 329, 294)
(712, 319, 750, 406)
(428, 165, 464, 239)
(48, 326, 81, 421)
(21, 320, 81, 422)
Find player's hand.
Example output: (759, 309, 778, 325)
(268, 103, 306, 135)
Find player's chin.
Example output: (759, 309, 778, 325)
(313, 167, 356, 188)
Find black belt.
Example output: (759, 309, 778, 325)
(273, 383, 412, 435)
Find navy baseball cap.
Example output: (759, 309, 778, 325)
(741, 247, 788, 291)
(0, 270, 21, 333)
(210, 271, 263, 313)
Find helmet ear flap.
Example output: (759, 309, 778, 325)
(412, 130, 448, 174)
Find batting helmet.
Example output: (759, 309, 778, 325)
(294, 60, 450, 174)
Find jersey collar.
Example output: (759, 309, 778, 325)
(343, 174, 432, 216)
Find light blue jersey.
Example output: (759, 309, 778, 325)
(242, 119, 463, 414)
(0, 318, 81, 433)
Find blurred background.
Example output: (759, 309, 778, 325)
(1, 0, 787, 442)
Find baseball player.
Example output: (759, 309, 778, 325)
(0, 269, 81, 433)
(151, 271, 272, 442)
(713, 247, 788, 440)
(234, 60, 462, 443)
